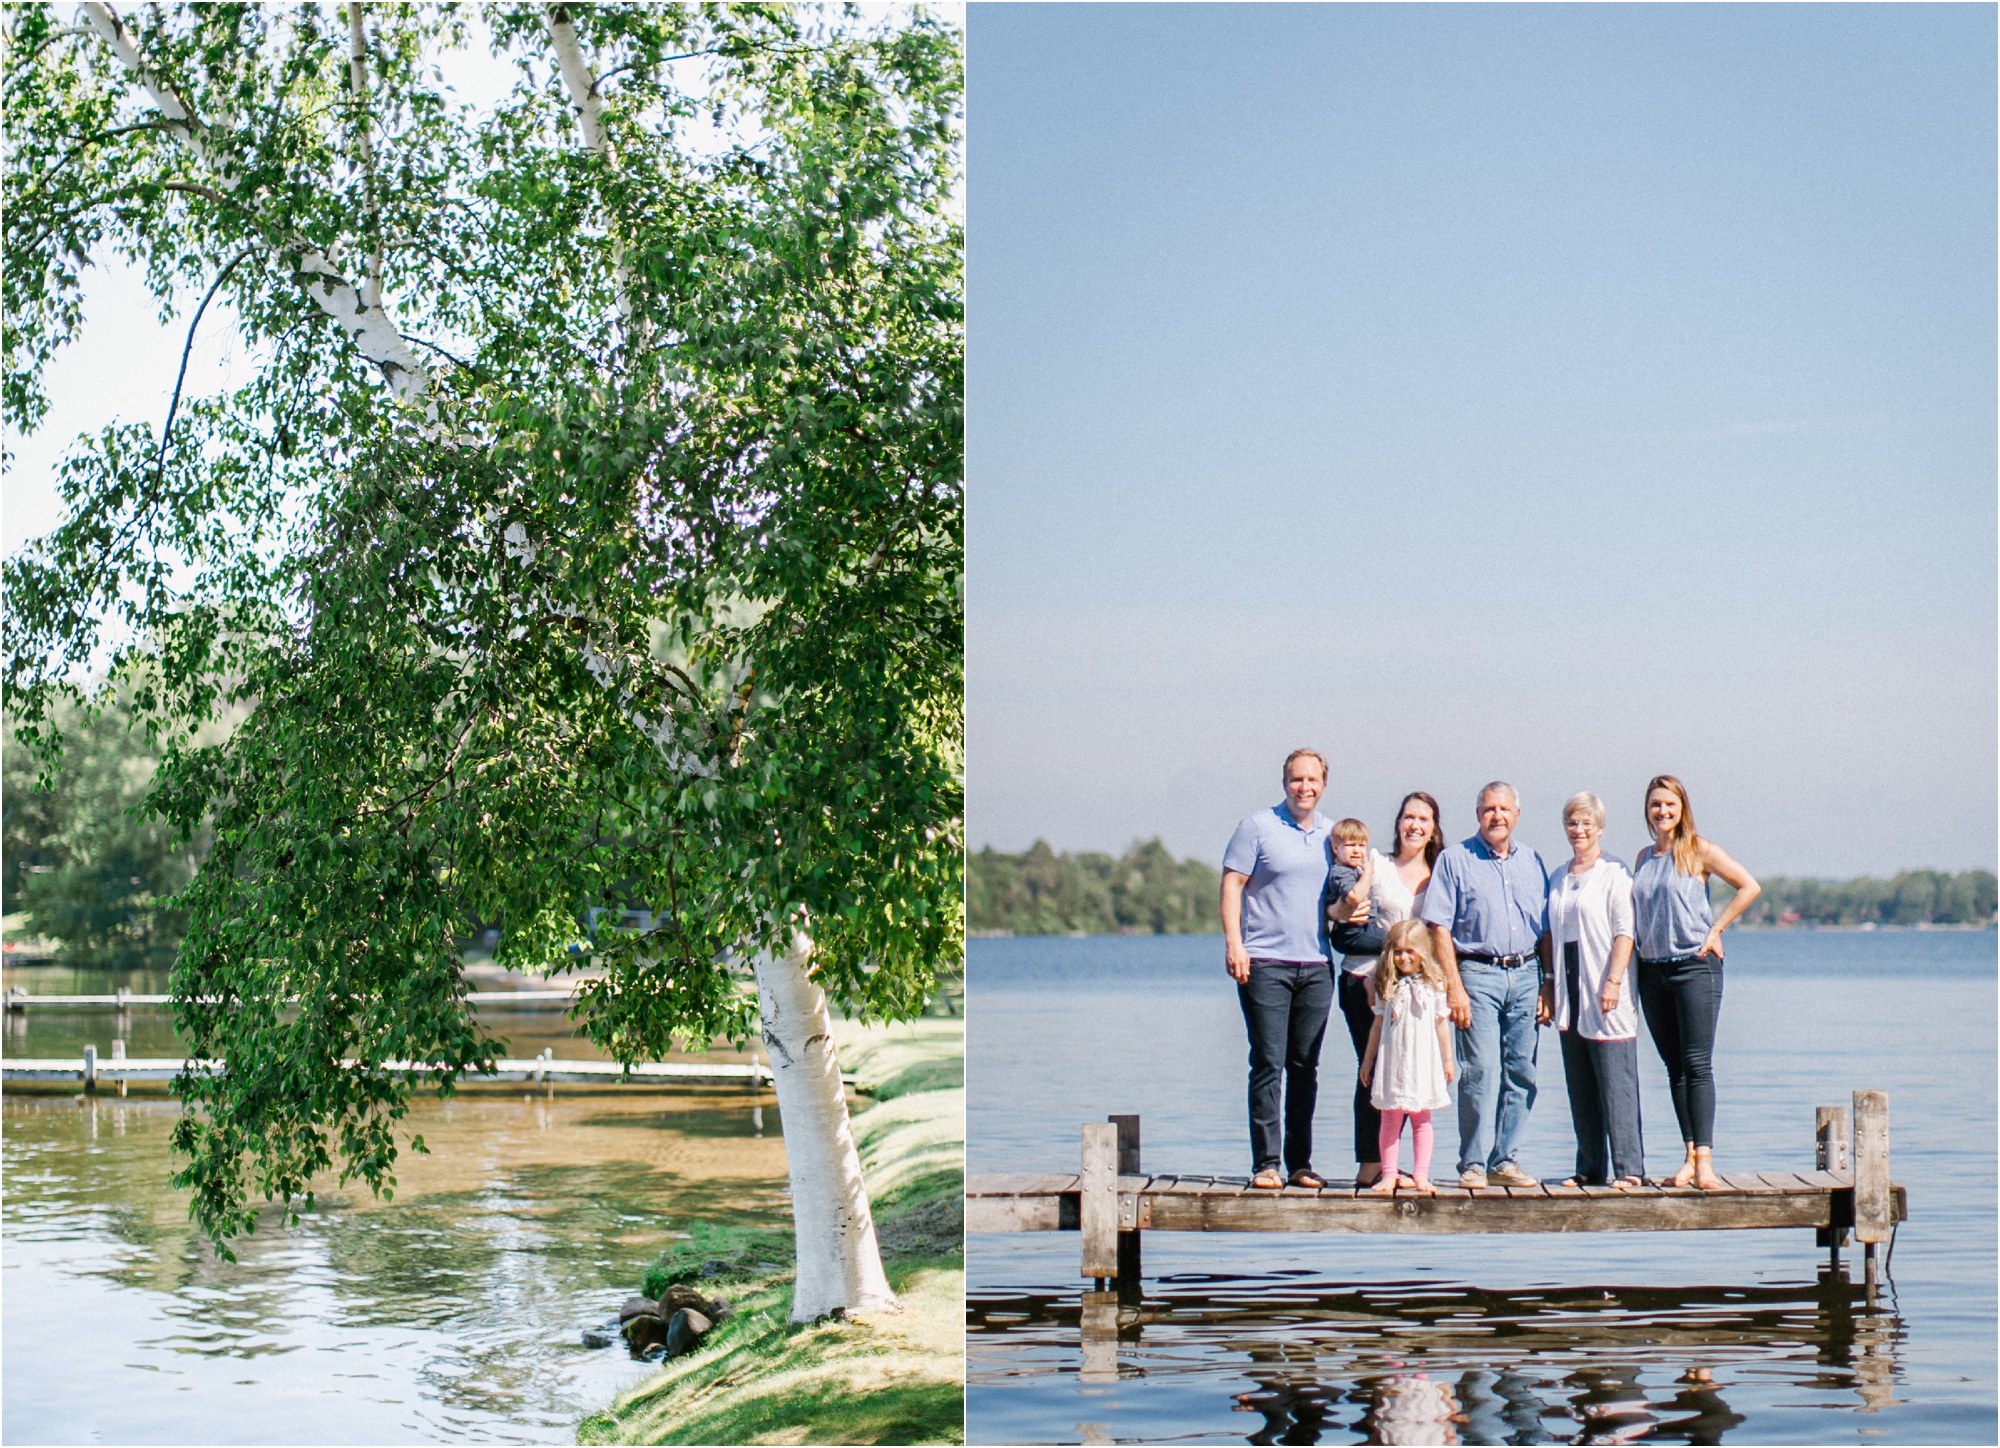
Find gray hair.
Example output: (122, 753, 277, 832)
(1476, 780, 1518, 809)
(1563, 791, 1606, 827)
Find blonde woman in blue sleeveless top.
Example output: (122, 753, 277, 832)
(1631, 775, 1761, 1191)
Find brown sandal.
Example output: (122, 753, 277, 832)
(1251, 1169, 1285, 1190)
(1289, 1169, 1327, 1189)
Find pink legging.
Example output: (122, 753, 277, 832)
(1378, 1108, 1434, 1182)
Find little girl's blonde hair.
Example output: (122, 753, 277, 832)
(1373, 919, 1447, 1001)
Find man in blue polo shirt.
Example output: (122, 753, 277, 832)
(1221, 749, 1336, 1190)
(1420, 781, 1553, 1190)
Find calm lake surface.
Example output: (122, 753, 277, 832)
(2, 971, 789, 1445)
(967, 930, 1997, 1445)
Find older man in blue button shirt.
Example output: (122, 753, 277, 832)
(1221, 749, 1336, 1190)
(1420, 781, 1554, 1190)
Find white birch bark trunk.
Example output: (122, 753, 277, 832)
(754, 931, 900, 1321)
(546, 5, 644, 343)
(81, 1, 430, 406)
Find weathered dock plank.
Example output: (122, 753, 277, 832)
(970, 1176, 1863, 1235)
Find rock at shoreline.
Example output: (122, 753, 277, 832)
(612, 1287, 731, 1360)
(622, 1312, 669, 1356)
(665, 1308, 711, 1358)
(658, 1283, 713, 1317)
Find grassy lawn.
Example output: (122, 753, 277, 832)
(579, 1017, 963, 1446)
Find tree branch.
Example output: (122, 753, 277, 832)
(80, 0, 432, 410)
(345, 3, 383, 311)
(154, 245, 256, 485)
(546, 4, 644, 346)
(9, 119, 187, 208)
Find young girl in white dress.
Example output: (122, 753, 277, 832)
(1359, 920, 1456, 1196)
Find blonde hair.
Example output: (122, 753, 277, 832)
(1332, 817, 1369, 846)
(1373, 919, 1447, 1001)
(1644, 774, 1703, 876)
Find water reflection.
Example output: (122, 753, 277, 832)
(969, 1273, 1903, 1444)
(5, 1089, 790, 1444)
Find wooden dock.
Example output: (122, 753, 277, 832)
(969, 1096, 1907, 1298)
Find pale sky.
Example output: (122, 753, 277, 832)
(966, 3, 1996, 878)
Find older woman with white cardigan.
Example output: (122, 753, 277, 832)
(1547, 791, 1644, 1188)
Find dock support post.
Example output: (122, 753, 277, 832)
(1815, 1104, 1850, 1272)
(1081, 1122, 1117, 1287)
(1853, 1090, 1890, 1305)
(82, 1043, 96, 1094)
(1110, 1114, 1142, 1300)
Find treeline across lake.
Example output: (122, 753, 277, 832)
(1735, 871, 1995, 928)
(968, 840, 1219, 935)
(968, 842, 1997, 936)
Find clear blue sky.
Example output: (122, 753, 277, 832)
(967, 3, 1996, 878)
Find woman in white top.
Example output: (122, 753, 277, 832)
(1547, 791, 1643, 1188)
(1329, 790, 1439, 1185)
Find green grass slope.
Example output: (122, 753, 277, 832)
(579, 1017, 964, 1446)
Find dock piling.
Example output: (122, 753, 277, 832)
(1110, 1115, 1143, 1297)
(82, 1043, 96, 1093)
(1853, 1090, 1891, 1303)
(1080, 1123, 1118, 1285)
(1815, 1104, 1851, 1268)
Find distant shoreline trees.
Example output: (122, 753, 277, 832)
(968, 840, 1219, 935)
(1724, 871, 1996, 929)
(967, 842, 1997, 936)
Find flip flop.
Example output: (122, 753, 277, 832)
(1251, 1169, 1286, 1190)
(1289, 1170, 1327, 1189)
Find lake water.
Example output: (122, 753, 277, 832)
(2, 972, 789, 1445)
(967, 930, 1997, 1445)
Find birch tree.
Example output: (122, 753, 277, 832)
(3, 2, 962, 1322)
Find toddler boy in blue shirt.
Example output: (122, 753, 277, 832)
(1322, 818, 1387, 958)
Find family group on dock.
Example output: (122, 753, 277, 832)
(1220, 753, 1761, 1197)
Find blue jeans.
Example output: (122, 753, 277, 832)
(1237, 960, 1333, 1175)
(1636, 951, 1723, 1148)
(1455, 960, 1541, 1175)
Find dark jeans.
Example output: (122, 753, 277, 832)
(1559, 1030, 1644, 1182)
(1238, 960, 1333, 1175)
(1635, 951, 1723, 1148)
(1337, 969, 1383, 1169)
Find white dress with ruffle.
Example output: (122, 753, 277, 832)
(1369, 978, 1451, 1113)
